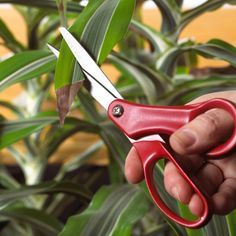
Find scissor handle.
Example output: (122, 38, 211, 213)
(108, 98, 236, 157)
(133, 140, 213, 229)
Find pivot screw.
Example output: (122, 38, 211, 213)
(112, 105, 124, 117)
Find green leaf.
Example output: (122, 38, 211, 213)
(100, 122, 131, 167)
(43, 117, 100, 158)
(0, 181, 92, 205)
(0, 113, 58, 149)
(130, 20, 171, 53)
(59, 185, 149, 236)
(109, 53, 173, 102)
(159, 75, 236, 105)
(204, 215, 229, 236)
(0, 0, 83, 13)
(157, 39, 236, 76)
(54, 0, 135, 123)
(226, 210, 236, 236)
(153, 0, 181, 35)
(180, 0, 236, 33)
(0, 50, 56, 91)
(0, 18, 24, 52)
(0, 207, 63, 236)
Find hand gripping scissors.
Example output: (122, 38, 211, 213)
(52, 27, 236, 229)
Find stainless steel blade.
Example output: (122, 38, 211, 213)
(59, 27, 122, 100)
(48, 45, 165, 143)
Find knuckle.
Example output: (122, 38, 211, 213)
(195, 111, 220, 138)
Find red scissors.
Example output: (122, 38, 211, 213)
(50, 27, 236, 229)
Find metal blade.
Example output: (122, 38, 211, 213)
(59, 27, 122, 101)
(47, 44, 59, 58)
(47, 45, 165, 142)
(47, 43, 117, 110)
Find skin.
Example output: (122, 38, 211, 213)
(125, 91, 236, 216)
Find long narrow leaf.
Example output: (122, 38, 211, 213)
(0, 181, 92, 205)
(0, 0, 83, 13)
(0, 113, 58, 149)
(0, 18, 24, 52)
(226, 210, 236, 236)
(54, 0, 135, 123)
(59, 185, 149, 236)
(153, 0, 181, 35)
(0, 207, 63, 236)
(180, 0, 236, 34)
(157, 39, 236, 76)
(0, 50, 56, 91)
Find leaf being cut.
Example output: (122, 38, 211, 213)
(54, 0, 135, 124)
(59, 185, 149, 236)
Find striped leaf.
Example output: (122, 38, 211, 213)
(0, 207, 63, 236)
(0, 113, 58, 149)
(0, 181, 92, 205)
(226, 210, 236, 236)
(153, 0, 181, 35)
(0, 50, 56, 91)
(59, 185, 149, 236)
(157, 39, 236, 76)
(0, 0, 83, 13)
(180, 0, 236, 33)
(54, 0, 135, 123)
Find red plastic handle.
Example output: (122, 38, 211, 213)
(108, 98, 236, 228)
(108, 98, 236, 157)
(133, 140, 213, 229)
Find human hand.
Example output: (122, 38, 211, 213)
(125, 91, 236, 216)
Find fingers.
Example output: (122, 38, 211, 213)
(170, 108, 234, 155)
(212, 178, 236, 215)
(125, 147, 144, 183)
(164, 161, 224, 216)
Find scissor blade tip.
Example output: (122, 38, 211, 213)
(47, 44, 59, 57)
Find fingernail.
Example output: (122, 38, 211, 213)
(171, 186, 181, 201)
(178, 130, 196, 147)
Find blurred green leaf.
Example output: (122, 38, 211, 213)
(0, 181, 92, 205)
(226, 210, 236, 236)
(0, 50, 56, 91)
(43, 117, 100, 159)
(0, 113, 58, 149)
(1, 207, 63, 236)
(153, 0, 181, 35)
(0, 18, 24, 52)
(204, 215, 229, 236)
(159, 75, 236, 105)
(0, 0, 83, 13)
(157, 39, 236, 76)
(130, 20, 171, 53)
(109, 54, 159, 104)
(180, 0, 236, 33)
(59, 185, 149, 236)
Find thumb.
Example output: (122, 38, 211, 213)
(169, 108, 234, 155)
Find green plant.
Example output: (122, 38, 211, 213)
(0, 0, 236, 235)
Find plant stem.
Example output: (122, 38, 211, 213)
(56, 0, 68, 27)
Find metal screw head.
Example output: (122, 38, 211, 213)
(112, 105, 124, 117)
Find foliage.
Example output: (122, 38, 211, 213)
(0, 0, 236, 235)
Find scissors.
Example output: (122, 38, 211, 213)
(49, 27, 236, 229)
